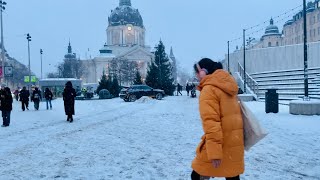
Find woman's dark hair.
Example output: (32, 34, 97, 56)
(193, 58, 223, 75)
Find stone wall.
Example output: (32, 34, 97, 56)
(226, 41, 320, 74)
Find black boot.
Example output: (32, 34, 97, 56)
(69, 116, 73, 123)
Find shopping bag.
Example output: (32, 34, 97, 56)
(239, 101, 268, 151)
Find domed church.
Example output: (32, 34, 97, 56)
(251, 18, 282, 49)
(82, 0, 155, 84)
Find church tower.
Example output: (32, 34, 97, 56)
(169, 47, 178, 82)
(107, 0, 145, 46)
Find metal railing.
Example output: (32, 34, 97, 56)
(238, 62, 259, 95)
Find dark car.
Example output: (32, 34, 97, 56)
(119, 85, 165, 102)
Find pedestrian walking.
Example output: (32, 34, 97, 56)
(19, 86, 30, 111)
(14, 89, 19, 101)
(44, 88, 53, 110)
(177, 83, 183, 96)
(63, 81, 77, 123)
(31, 87, 42, 110)
(191, 58, 244, 180)
(1, 87, 13, 127)
(186, 83, 191, 96)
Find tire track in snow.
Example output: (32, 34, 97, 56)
(0, 100, 159, 179)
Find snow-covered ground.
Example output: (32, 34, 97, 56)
(0, 92, 319, 180)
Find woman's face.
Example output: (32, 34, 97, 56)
(196, 72, 202, 81)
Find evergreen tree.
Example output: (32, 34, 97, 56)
(146, 40, 175, 95)
(110, 76, 120, 97)
(145, 61, 160, 88)
(133, 70, 143, 85)
(97, 70, 111, 94)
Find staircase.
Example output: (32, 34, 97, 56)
(246, 66, 320, 100)
(235, 62, 259, 100)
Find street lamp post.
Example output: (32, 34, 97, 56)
(303, 0, 309, 100)
(40, 49, 43, 79)
(0, 1, 6, 83)
(243, 29, 246, 93)
(227, 41, 230, 73)
(26, 33, 31, 89)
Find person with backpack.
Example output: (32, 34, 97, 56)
(19, 86, 30, 111)
(44, 88, 53, 110)
(63, 81, 77, 123)
(31, 87, 42, 110)
(191, 58, 244, 180)
(1, 87, 13, 127)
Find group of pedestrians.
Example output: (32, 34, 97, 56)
(1, 59, 244, 179)
(175, 83, 196, 96)
(1, 80, 77, 127)
(18, 86, 53, 111)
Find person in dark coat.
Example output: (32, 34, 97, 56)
(31, 87, 42, 110)
(63, 81, 77, 123)
(14, 89, 19, 101)
(1, 87, 13, 127)
(186, 83, 191, 96)
(19, 86, 30, 111)
(44, 88, 53, 110)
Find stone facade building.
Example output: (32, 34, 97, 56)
(81, 0, 159, 84)
(252, 0, 320, 49)
(283, 0, 320, 45)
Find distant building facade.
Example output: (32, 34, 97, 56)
(80, 0, 177, 85)
(252, 0, 320, 49)
(82, 0, 154, 85)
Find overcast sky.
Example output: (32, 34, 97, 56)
(4, 0, 303, 77)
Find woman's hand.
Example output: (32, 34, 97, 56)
(211, 159, 222, 168)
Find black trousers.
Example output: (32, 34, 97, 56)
(21, 101, 29, 111)
(191, 170, 240, 180)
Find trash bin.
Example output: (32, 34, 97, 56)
(265, 88, 279, 113)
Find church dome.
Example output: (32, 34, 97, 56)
(108, 0, 144, 28)
(64, 41, 76, 59)
(265, 18, 280, 35)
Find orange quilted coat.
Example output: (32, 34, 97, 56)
(191, 69, 244, 177)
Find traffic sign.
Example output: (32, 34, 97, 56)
(4, 66, 13, 77)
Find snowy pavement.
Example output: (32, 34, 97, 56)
(0, 94, 319, 180)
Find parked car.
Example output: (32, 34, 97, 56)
(119, 85, 165, 102)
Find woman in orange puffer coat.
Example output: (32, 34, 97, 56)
(191, 58, 244, 180)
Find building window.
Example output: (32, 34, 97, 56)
(276, 42, 279, 46)
(312, 16, 316, 25)
(268, 42, 271, 47)
(318, 27, 320, 35)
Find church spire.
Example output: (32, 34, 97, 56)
(270, 18, 274, 25)
(68, 39, 72, 54)
(119, 0, 131, 6)
(170, 47, 175, 58)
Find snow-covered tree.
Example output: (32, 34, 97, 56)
(133, 70, 143, 85)
(146, 40, 175, 95)
(97, 70, 111, 94)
